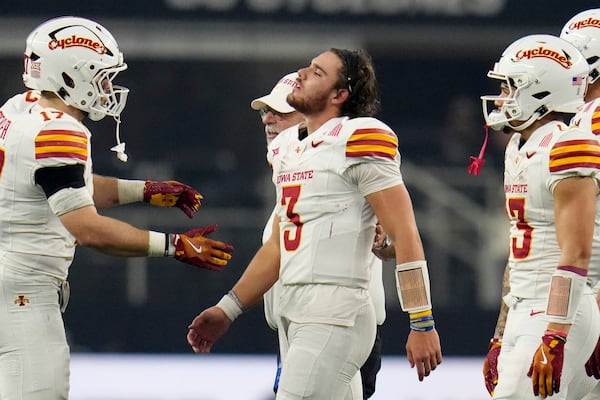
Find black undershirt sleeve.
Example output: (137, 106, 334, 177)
(34, 164, 86, 198)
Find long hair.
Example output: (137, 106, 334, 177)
(330, 48, 380, 118)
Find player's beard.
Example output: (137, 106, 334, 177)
(287, 90, 329, 116)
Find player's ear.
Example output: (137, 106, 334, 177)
(332, 88, 349, 104)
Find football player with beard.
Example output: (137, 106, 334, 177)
(188, 48, 442, 399)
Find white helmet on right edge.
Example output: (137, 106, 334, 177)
(23, 16, 129, 121)
(561, 9, 600, 84)
(481, 34, 588, 131)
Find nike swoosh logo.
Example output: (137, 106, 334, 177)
(530, 310, 544, 316)
(526, 152, 536, 159)
(185, 237, 204, 253)
(311, 140, 324, 148)
(540, 348, 548, 365)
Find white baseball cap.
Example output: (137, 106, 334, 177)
(251, 72, 299, 113)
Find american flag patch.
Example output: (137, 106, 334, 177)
(549, 139, 600, 172)
(35, 129, 88, 161)
(539, 133, 553, 148)
(327, 123, 342, 137)
(346, 128, 398, 160)
(572, 76, 584, 86)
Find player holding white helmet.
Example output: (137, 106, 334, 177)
(0, 16, 234, 399)
(480, 34, 600, 400)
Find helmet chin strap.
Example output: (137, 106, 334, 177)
(110, 116, 128, 162)
(507, 106, 547, 132)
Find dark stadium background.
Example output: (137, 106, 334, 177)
(0, 0, 592, 357)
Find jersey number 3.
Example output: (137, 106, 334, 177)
(507, 197, 533, 259)
(281, 185, 304, 251)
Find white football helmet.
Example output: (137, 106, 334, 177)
(23, 16, 129, 121)
(561, 9, 600, 84)
(481, 34, 588, 131)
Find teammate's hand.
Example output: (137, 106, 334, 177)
(143, 180, 202, 218)
(187, 306, 233, 353)
(371, 223, 394, 261)
(372, 223, 387, 249)
(585, 336, 600, 379)
(406, 328, 442, 381)
(173, 225, 234, 271)
(528, 331, 567, 398)
(483, 337, 502, 396)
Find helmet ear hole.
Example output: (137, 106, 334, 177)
(57, 87, 69, 100)
(62, 72, 75, 89)
(532, 91, 551, 100)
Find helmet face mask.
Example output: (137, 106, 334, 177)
(481, 70, 532, 130)
(22, 16, 129, 120)
(481, 34, 588, 131)
(561, 9, 600, 84)
(87, 63, 128, 121)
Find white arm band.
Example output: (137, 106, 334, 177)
(546, 266, 587, 324)
(148, 231, 175, 257)
(216, 291, 244, 321)
(117, 179, 145, 204)
(395, 260, 432, 313)
(47, 187, 94, 216)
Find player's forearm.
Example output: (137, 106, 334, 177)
(92, 174, 120, 209)
(61, 206, 151, 256)
(493, 263, 510, 338)
(494, 302, 508, 338)
(232, 241, 280, 309)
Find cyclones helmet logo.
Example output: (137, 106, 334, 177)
(513, 46, 573, 69)
(48, 35, 106, 54)
(568, 17, 600, 31)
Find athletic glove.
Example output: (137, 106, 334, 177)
(483, 337, 501, 396)
(143, 180, 202, 218)
(528, 330, 567, 398)
(173, 225, 234, 271)
(585, 336, 600, 379)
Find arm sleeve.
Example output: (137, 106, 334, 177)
(342, 161, 404, 197)
(35, 164, 94, 216)
(547, 127, 600, 193)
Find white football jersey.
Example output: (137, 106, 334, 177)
(267, 116, 401, 289)
(261, 209, 387, 329)
(0, 91, 93, 280)
(504, 120, 600, 298)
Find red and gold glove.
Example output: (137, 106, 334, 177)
(586, 336, 600, 379)
(528, 330, 567, 398)
(172, 225, 234, 271)
(483, 337, 502, 396)
(143, 180, 202, 218)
